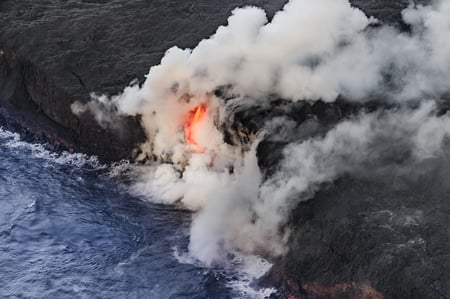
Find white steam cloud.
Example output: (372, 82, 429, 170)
(72, 0, 450, 265)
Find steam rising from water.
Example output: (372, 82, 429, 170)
(73, 0, 450, 265)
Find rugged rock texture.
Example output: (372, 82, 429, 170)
(0, 0, 429, 158)
(0, 0, 285, 160)
(0, 0, 424, 160)
(275, 172, 449, 299)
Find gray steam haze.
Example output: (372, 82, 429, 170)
(72, 0, 450, 265)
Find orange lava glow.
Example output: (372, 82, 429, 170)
(184, 105, 207, 151)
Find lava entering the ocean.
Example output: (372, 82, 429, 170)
(184, 105, 207, 152)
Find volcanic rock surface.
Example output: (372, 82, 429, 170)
(0, 0, 424, 159)
(0, 1, 447, 299)
(0, 0, 286, 160)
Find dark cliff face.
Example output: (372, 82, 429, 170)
(0, 0, 286, 160)
(0, 48, 144, 160)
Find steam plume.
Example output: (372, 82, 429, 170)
(72, 0, 450, 265)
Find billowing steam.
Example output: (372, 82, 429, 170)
(72, 0, 450, 265)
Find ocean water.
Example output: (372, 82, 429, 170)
(0, 128, 273, 298)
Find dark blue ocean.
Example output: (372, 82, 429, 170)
(0, 128, 271, 298)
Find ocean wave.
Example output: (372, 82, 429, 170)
(0, 127, 105, 170)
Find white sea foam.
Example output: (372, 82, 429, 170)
(227, 253, 276, 299)
(0, 127, 105, 169)
(173, 246, 276, 298)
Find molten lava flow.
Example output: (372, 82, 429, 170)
(184, 105, 207, 152)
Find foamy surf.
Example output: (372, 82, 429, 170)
(227, 254, 276, 299)
(173, 246, 276, 298)
(0, 127, 105, 169)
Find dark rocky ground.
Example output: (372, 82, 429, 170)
(0, 0, 418, 160)
(264, 172, 449, 299)
(0, 1, 448, 298)
(0, 0, 285, 160)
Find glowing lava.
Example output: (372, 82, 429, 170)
(184, 105, 207, 152)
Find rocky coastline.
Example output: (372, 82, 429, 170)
(0, 1, 447, 298)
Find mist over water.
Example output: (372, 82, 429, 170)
(0, 128, 276, 298)
(73, 0, 450, 266)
